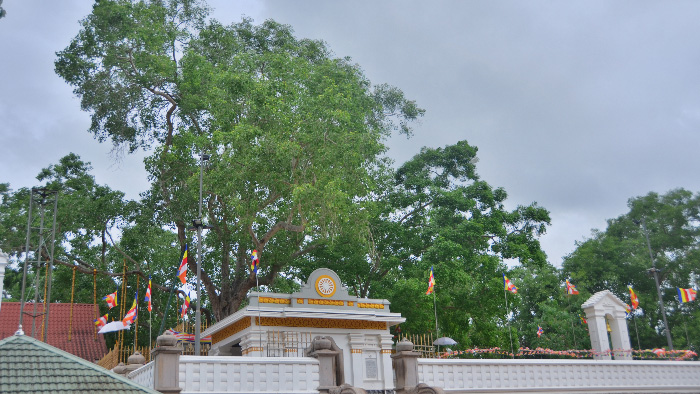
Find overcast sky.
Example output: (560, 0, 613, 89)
(1, 1, 699, 267)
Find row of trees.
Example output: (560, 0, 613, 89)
(1, 0, 698, 353)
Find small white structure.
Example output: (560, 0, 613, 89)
(202, 268, 404, 392)
(581, 290, 632, 360)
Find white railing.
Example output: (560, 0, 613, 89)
(127, 361, 154, 389)
(418, 358, 700, 393)
(179, 356, 320, 394)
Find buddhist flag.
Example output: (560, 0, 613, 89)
(625, 304, 632, 316)
(145, 276, 152, 312)
(503, 274, 517, 294)
(537, 325, 544, 338)
(565, 279, 579, 295)
(677, 288, 697, 303)
(94, 313, 109, 329)
(102, 290, 118, 309)
(177, 244, 188, 285)
(250, 250, 259, 275)
(579, 314, 587, 325)
(628, 286, 639, 309)
(426, 266, 435, 295)
(180, 292, 191, 319)
(122, 292, 138, 326)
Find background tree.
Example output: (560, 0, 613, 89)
(304, 140, 552, 349)
(563, 188, 700, 350)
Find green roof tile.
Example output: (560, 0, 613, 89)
(0, 333, 159, 394)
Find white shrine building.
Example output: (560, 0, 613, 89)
(201, 268, 405, 391)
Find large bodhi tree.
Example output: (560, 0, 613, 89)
(55, 0, 423, 320)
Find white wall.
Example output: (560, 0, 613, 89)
(178, 356, 319, 394)
(418, 358, 700, 393)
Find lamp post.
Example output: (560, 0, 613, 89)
(638, 218, 673, 350)
(193, 153, 209, 355)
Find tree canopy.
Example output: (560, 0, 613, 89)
(54, 0, 424, 320)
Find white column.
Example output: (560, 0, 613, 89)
(585, 310, 611, 360)
(0, 250, 8, 315)
(348, 333, 365, 387)
(379, 333, 395, 390)
(609, 309, 633, 360)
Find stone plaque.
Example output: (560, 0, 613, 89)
(365, 357, 378, 379)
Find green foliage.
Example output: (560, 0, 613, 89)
(54, 0, 424, 320)
(563, 188, 700, 350)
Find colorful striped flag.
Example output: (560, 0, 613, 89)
(102, 290, 118, 309)
(677, 288, 697, 303)
(145, 276, 152, 312)
(122, 292, 138, 326)
(503, 274, 517, 294)
(94, 313, 109, 329)
(180, 292, 191, 318)
(565, 279, 579, 295)
(426, 266, 435, 295)
(537, 325, 544, 338)
(177, 245, 188, 285)
(628, 286, 639, 309)
(250, 250, 259, 275)
(579, 314, 587, 324)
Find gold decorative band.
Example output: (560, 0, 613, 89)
(357, 302, 384, 309)
(351, 349, 363, 354)
(255, 316, 387, 330)
(381, 349, 393, 354)
(259, 296, 291, 305)
(307, 299, 344, 306)
(211, 317, 252, 344)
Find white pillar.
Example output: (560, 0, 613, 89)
(0, 250, 9, 315)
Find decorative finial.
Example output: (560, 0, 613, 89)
(15, 325, 24, 336)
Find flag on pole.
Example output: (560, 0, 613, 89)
(102, 290, 118, 309)
(579, 314, 587, 324)
(145, 276, 152, 312)
(94, 313, 109, 329)
(537, 325, 544, 337)
(565, 279, 579, 295)
(98, 320, 131, 334)
(677, 288, 697, 303)
(122, 292, 138, 326)
(426, 266, 435, 295)
(628, 286, 639, 309)
(625, 304, 632, 316)
(180, 292, 191, 318)
(250, 250, 259, 275)
(177, 244, 188, 284)
(503, 274, 518, 294)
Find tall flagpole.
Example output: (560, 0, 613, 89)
(432, 290, 439, 336)
(257, 274, 262, 355)
(568, 294, 577, 348)
(504, 288, 514, 358)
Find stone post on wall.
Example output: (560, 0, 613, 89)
(123, 351, 146, 375)
(391, 339, 444, 394)
(151, 331, 183, 394)
(307, 336, 344, 394)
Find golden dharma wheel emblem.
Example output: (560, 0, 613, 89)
(315, 275, 336, 298)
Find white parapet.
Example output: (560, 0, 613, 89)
(127, 361, 155, 389)
(178, 356, 320, 394)
(418, 358, 700, 393)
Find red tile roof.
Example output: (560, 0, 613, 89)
(0, 302, 108, 362)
